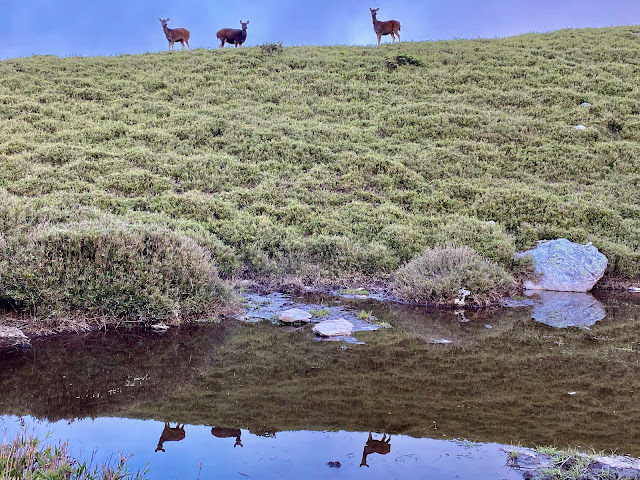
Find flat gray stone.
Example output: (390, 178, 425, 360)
(313, 318, 354, 337)
(574, 124, 586, 130)
(279, 308, 312, 324)
(516, 239, 607, 292)
(0, 326, 30, 349)
(580, 102, 592, 107)
(526, 290, 606, 328)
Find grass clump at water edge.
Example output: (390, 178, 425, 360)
(0, 430, 147, 479)
(391, 245, 515, 306)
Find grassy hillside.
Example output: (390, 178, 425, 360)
(1, 26, 640, 320)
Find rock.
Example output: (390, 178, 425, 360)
(429, 338, 453, 344)
(312, 318, 354, 337)
(150, 323, 170, 331)
(629, 286, 640, 293)
(279, 308, 312, 324)
(526, 290, 605, 328)
(580, 102, 592, 107)
(574, 124, 586, 130)
(515, 239, 607, 292)
(591, 455, 640, 478)
(0, 326, 30, 349)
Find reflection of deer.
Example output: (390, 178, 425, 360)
(211, 427, 243, 448)
(360, 432, 391, 467)
(155, 423, 185, 452)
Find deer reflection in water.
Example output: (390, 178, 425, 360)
(360, 432, 391, 467)
(155, 423, 185, 452)
(211, 427, 243, 448)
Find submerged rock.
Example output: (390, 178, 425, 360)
(516, 239, 607, 292)
(279, 308, 312, 324)
(313, 318, 354, 337)
(526, 290, 605, 328)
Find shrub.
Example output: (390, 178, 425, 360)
(391, 245, 515, 306)
(1, 217, 230, 321)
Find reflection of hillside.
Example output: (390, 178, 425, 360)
(0, 323, 237, 421)
(125, 295, 640, 456)
(2, 295, 640, 457)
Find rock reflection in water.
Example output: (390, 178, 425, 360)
(525, 290, 606, 328)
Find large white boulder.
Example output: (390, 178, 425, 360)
(516, 239, 607, 292)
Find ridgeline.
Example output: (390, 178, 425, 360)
(1, 26, 639, 324)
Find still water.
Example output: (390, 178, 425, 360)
(1, 291, 640, 479)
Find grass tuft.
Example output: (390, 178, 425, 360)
(391, 245, 515, 306)
(0, 430, 147, 479)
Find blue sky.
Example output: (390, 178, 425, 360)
(1, 0, 639, 59)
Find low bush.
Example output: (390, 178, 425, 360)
(391, 245, 515, 306)
(0, 193, 231, 321)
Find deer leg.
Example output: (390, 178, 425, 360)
(186, 40, 190, 50)
(391, 33, 396, 43)
(180, 40, 185, 50)
(396, 31, 401, 42)
(377, 33, 381, 45)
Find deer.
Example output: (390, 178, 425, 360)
(159, 18, 190, 51)
(360, 432, 391, 467)
(155, 423, 186, 452)
(369, 8, 401, 45)
(211, 427, 243, 448)
(216, 21, 249, 48)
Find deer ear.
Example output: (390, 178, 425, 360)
(246, 21, 249, 24)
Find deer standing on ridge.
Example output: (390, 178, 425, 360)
(159, 18, 191, 51)
(369, 8, 401, 45)
(216, 21, 249, 48)
(211, 427, 243, 448)
(360, 432, 391, 467)
(155, 423, 186, 452)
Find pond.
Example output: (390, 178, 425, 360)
(1, 291, 640, 479)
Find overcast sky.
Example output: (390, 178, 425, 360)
(1, 0, 639, 59)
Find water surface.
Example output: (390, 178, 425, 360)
(2, 291, 640, 478)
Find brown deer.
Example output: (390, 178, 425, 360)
(211, 427, 243, 448)
(159, 18, 190, 51)
(360, 432, 391, 467)
(155, 423, 186, 452)
(216, 21, 249, 48)
(369, 8, 401, 45)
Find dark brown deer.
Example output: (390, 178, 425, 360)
(369, 8, 401, 45)
(360, 432, 391, 467)
(211, 427, 243, 448)
(159, 18, 191, 51)
(155, 423, 186, 452)
(216, 21, 249, 48)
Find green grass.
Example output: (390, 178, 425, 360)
(1, 25, 640, 321)
(0, 431, 147, 479)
